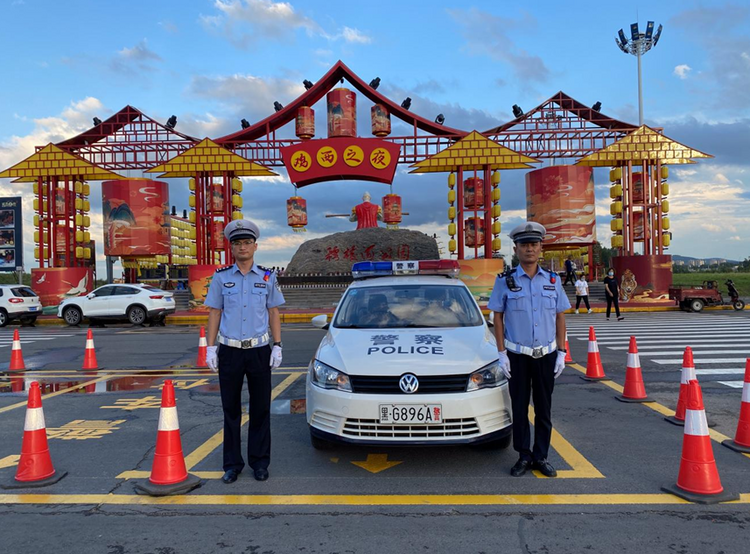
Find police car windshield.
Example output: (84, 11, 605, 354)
(333, 285, 483, 329)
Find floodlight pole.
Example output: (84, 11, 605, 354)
(636, 47, 644, 126)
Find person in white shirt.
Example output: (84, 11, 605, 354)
(574, 274, 592, 314)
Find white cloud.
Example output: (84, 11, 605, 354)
(673, 64, 692, 79)
(701, 223, 722, 233)
(111, 39, 162, 74)
(341, 27, 372, 44)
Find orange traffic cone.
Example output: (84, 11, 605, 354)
(196, 326, 208, 368)
(82, 329, 98, 370)
(1, 381, 67, 489)
(564, 332, 573, 363)
(581, 326, 606, 381)
(9, 329, 25, 371)
(723, 358, 750, 454)
(617, 336, 649, 402)
(665, 347, 696, 426)
(662, 380, 738, 503)
(133, 380, 201, 496)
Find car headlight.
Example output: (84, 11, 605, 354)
(310, 359, 352, 392)
(466, 361, 506, 391)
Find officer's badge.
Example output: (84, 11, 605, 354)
(224, 282, 235, 288)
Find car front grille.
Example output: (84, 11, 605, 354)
(349, 374, 468, 394)
(342, 418, 480, 439)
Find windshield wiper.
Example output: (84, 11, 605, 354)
(333, 324, 365, 329)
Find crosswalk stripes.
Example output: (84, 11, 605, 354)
(0, 332, 76, 348)
(565, 312, 750, 389)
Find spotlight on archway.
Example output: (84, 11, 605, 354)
(303, 79, 314, 90)
(401, 97, 412, 110)
(512, 105, 524, 118)
(273, 101, 284, 112)
(435, 114, 445, 125)
(241, 119, 250, 129)
(165, 115, 177, 130)
(369, 77, 380, 90)
(592, 101, 602, 112)
(92, 117, 102, 126)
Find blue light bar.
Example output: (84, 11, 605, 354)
(351, 261, 393, 279)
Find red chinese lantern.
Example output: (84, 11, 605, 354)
(327, 88, 357, 138)
(371, 104, 391, 137)
(211, 183, 224, 213)
(382, 194, 402, 225)
(55, 188, 66, 217)
(296, 106, 315, 140)
(212, 221, 225, 251)
(287, 196, 308, 231)
(464, 217, 485, 248)
(463, 178, 484, 209)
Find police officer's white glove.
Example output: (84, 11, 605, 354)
(497, 350, 511, 380)
(270, 345, 283, 369)
(554, 350, 566, 379)
(206, 346, 219, 373)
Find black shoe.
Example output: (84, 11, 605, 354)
(617, 316, 625, 321)
(510, 459, 532, 477)
(222, 469, 240, 484)
(254, 468, 269, 481)
(532, 459, 557, 478)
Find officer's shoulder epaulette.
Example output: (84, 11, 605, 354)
(215, 265, 233, 273)
(257, 265, 275, 273)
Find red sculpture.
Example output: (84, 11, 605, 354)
(349, 192, 383, 229)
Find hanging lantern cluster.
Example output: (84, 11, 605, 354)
(287, 186, 308, 232)
(447, 173, 457, 254)
(659, 166, 671, 247)
(609, 167, 624, 249)
(33, 179, 91, 262)
(491, 170, 502, 252)
(382, 190, 402, 229)
(169, 216, 197, 266)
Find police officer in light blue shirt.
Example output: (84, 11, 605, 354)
(488, 221, 570, 478)
(204, 219, 285, 484)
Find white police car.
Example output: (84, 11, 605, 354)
(306, 260, 512, 449)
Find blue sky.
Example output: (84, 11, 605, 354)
(1, 0, 749, 273)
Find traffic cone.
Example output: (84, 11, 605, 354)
(564, 332, 573, 363)
(617, 336, 650, 402)
(9, 329, 25, 371)
(722, 358, 750, 454)
(662, 380, 738, 503)
(133, 380, 201, 496)
(1, 381, 67, 489)
(665, 347, 700, 426)
(581, 326, 606, 381)
(196, 326, 208, 368)
(82, 329, 98, 370)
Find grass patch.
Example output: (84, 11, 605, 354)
(672, 272, 750, 297)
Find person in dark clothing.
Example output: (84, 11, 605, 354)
(563, 257, 576, 286)
(603, 268, 624, 321)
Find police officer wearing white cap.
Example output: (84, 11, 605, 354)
(204, 219, 285, 483)
(487, 221, 570, 478)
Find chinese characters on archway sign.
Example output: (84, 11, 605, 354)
(325, 244, 410, 262)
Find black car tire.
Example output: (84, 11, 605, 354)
(734, 300, 745, 311)
(63, 306, 83, 326)
(690, 299, 705, 312)
(19, 316, 37, 326)
(127, 305, 147, 325)
(0, 309, 8, 327)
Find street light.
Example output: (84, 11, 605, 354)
(615, 21, 663, 125)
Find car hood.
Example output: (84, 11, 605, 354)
(315, 325, 498, 376)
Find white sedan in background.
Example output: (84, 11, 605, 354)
(57, 284, 175, 326)
(0, 285, 42, 326)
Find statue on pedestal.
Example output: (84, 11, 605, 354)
(349, 192, 383, 229)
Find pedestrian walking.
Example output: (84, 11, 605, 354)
(603, 268, 625, 321)
(574, 273, 592, 314)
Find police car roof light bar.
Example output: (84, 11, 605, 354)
(351, 261, 393, 279)
(418, 260, 461, 277)
(351, 260, 461, 279)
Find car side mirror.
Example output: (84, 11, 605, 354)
(87, 293, 95, 299)
(311, 314, 329, 330)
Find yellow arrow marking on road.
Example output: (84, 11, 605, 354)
(0, 455, 20, 469)
(351, 454, 402, 474)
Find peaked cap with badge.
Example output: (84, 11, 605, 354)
(509, 221, 546, 244)
(224, 219, 260, 242)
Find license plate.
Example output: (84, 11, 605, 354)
(166, 297, 173, 302)
(379, 404, 442, 424)
(28, 306, 38, 312)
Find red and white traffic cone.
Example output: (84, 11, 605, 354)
(196, 326, 208, 368)
(581, 326, 606, 381)
(617, 336, 649, 402)
(564, 332, 573, 363)
(723, 358, 750, 453)
(9, 329, 25, 371)
(665, 347, 696, 426)
(82, 328, 98, 370)
(133, 380, 201, 496)
(1, 381, 67, 489)
(662, 380, 738, 503)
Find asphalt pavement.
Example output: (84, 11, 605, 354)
(0, 313, 749, 553)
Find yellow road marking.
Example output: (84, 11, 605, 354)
(0, 454, 20, 469)
(0, 493, 748, 506)
(351, 454, 403, 474)
(117, 372, 302, 479)
(0, 375, 112, 415)
(569, 362, 750, 460)
(528, 406, 604, 479)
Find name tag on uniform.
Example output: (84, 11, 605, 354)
(543, 285, 555, 291)
(254, 283, 267, 288)
(224, 282, 235, 288)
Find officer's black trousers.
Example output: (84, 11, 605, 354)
(218, 344, 272, 472)
(507, 350, 556, 462)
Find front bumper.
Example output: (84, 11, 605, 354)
(306, 377, 512, 445)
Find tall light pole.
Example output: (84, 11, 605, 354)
(615, 21, 663, 125)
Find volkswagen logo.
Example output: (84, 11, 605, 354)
(399, 373, 419, 394)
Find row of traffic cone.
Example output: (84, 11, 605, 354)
(8, 328, 99, 371)
(574, 326, 746, 503)
(1, 378, 200, 496)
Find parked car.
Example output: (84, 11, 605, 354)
(57, 284, 176, 326)
(0, 285, 42, 327)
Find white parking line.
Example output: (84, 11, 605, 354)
(718, 381, 745, 388)
(653, 358, 750, 365)
(696, 368, 749, 376)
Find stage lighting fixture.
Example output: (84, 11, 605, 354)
(401, 97, 412, 110)
(92, 117, 102, 126)
(592, 102, 602, 112)
(183, 209, 188, 219)
(171, 206, 177, 216)
(435, 114, 445, 125)
(165, 115, 177, 130)
(653, 24, 663, 45)
(241, 119, 250, 129)
(512, 104, 524, 118)
(303, 79, 314, 90)
(273, 101, 284, 112)
(369, 77, 381, 90)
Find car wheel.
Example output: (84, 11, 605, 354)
(0, 309, 8, 327)
(19, 316, 37, 326)
(690, 299, 705, 312)
(63, 307, 82, 326)
(734, 300, 745, 311)
(127, 305, 147, 325)
(309, 429, 335, 451)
